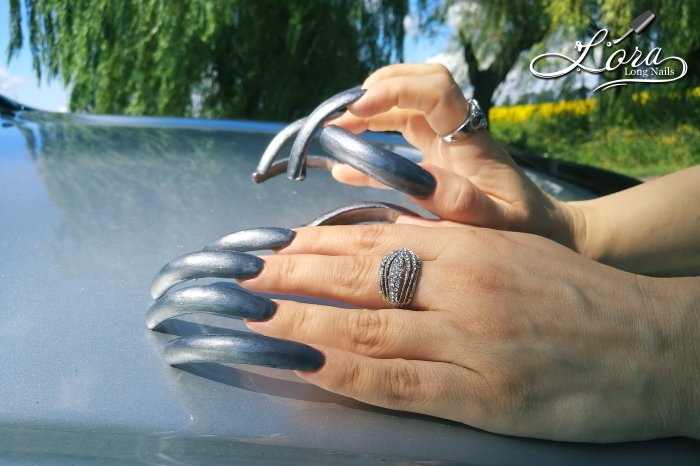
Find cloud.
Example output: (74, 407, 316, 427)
(0, 67, 24, 94)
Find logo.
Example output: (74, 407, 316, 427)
(530, 10, 688, 92)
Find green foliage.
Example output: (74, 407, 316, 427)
(8, 0, 407, 120)
(463, 0, 550, 116)
(418, 0, 549, 116)
(546, 0, 700, 47)
(491, 90, 700, 178)
(423, 0, 700, 117)
(544, 0, 700, 90)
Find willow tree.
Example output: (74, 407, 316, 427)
(547, 0, 700, 89)
(417, 0, 698, 118)
(7, 0, 407, 120)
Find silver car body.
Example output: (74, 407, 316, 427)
(1, 108, 698, 464)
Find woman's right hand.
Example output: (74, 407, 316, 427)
(331, 64, 585, 251)
(242, 222, 700, 442)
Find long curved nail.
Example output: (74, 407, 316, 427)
(146, 285, 277, 329)
(320, 125, 436, 197)
(150, 252, 264, 300)
(253, 117, 307, 181)
(203, 227, 295, 252)
(307, 201, 422, 226)
(253, 111, 347, 182)
(164, 334, 325, 371)
(287, 87, 366, 181)
(252, 155, 337, 183)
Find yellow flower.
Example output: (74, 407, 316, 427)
(658, 134, 678, 145)
(490, 99, 595, 123)
(490, 86, 699, 124)
(632, 91, 650, 105)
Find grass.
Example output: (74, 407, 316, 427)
(489, 90, 700, 179)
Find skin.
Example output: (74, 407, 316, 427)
(241, 64, 700, 442)
(571, 168, 700, 276)
(329, 63, 580, 249)
(329, 64, 700, 275)
(240, 224, 700, 442)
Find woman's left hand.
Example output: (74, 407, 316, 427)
(240, 223, 700, 442)
(329, 64, 582, 249)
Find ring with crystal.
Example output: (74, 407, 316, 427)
(378, 248, 421, 309)
(439, 98, 488, 143)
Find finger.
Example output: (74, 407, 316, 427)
(333, 163, 510, 228)
(277, 223, 449, 258)
(239, 254, 439, 310)
(296, 345, 474, 423)
(437, 130, 517, 170)
(324, 111, 366, 133)
(395, 215, 468, 229)
(331, 164, 392, 190)
(362, 63, 449, 88)
(330, 108, 435, 151)
(350, 74, 468, 136)
(245, 301, 458, 361)
(409, 164, 510, 228)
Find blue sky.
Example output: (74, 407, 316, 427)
(0, 0, 70, 111)
(0, 2, 451, 113)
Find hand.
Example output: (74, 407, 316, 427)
(240, 223, 700, 442)
(331, 64, 583, 249)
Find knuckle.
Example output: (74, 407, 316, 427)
(334, 255, 373, 294)
(338, 357, 365, 394)
(348, 311, 388, 352)
(353, 224, 387, 252)
(273, 255, 298, 288)
(288, 303, 312, 340)
(434, 69, 454, 89)
(381, 362, 425, 408)
(429, 63, 450, 76)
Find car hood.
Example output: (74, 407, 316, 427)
(1, 110, 698, 464)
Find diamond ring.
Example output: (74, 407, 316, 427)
(439, 98, 488, 143)
(378, 248, 421, 309)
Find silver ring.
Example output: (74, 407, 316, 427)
(439, 99, 488, 143)
(378, 248, 421, 309)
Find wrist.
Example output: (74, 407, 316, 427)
(566, 199, 605, 260)
(552, 199, 589, 254)
(644, 275, 700, 438)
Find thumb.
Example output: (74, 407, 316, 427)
(331, 163, 392, 190)
(332, 162, 510, 228)
(410, 164, 509, 228)
(395, 215, 468, 228)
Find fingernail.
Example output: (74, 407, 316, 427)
(146, 285, 277, 330)
(288, 87, 366, 181)
(203, 227, 295, 252)
(150, 252, 264, 300)
(164, 334, 325, 371)
(319, 125, 436, 197)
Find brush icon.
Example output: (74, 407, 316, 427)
(612, 10, 655, 45)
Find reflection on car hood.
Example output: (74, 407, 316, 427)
(0, 110, 696, 464)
